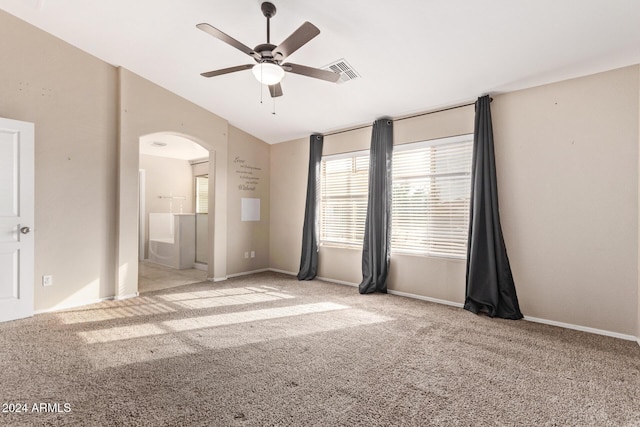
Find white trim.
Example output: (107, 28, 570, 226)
(316, 276, 358, 287)
(212, 276, 227, 282)
(115, 292, 139, 301)
(268, 268, 297, 276)
(523, 315, 637, 342)
(193, 262, 207, 271)
(388, 289, 464, 309)
(138, 169, 146, 261)
(227, 268, 269, 278)
(34, 296, 115, 314)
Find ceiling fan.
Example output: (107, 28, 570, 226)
(197, 1, 340, 98)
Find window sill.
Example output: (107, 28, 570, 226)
(319, 244, 466, 261)
(319, 243, 363, 251)
(390, 250, 466, 261)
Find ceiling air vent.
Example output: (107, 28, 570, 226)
(322, 59, 360, 84)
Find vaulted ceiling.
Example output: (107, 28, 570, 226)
(2, 0, 640, 144)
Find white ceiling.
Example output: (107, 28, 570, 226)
(140, 133, 209, 161)
(2, 0, 640, 144)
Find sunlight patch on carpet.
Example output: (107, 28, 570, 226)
(76, 305, 394, 369)
(183, 308, 394, 350)
(79, 323, 167, 343)
(163, 302, 349, 332)
(77, 302, 350, 344)
(57, 297, 177, 324)
(171, 292, 294, 310)
(158, 286, 287, 302)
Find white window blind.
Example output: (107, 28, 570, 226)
(195, 175, 209, 214)
(320, 152, 369, 246)
(391, 135, 473, 258)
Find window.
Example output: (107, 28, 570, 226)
(392, 135, 473, 258)
(195, 175, 208, 214)
(320, 152, 369, 246)
(319, 135, 472, 258)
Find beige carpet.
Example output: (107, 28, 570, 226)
(1, 272, 639, 426)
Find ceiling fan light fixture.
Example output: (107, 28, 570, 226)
(252, 62, 285, 85)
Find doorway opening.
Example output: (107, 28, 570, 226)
(137, 133, 211, 293)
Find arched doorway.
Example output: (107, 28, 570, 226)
(137, 132, 211, 292)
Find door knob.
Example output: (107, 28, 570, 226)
(20, 226, 31, 234)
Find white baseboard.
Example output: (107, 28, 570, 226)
(523, 315, 637, 342)
(268, 268, 298, 276)
(34, 296, 115, 314)
(387, 289, 465, 309)
(193, 262, 208, 271)
(316, 277, 464, 313)
(227, 268, 269, 278)
(316, 276, 358, 287)
(115, 292, 139, 301)
(212, 276, 227, 282)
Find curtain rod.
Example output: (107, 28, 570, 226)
(323, 98, 490, 137)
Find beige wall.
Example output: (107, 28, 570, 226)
(270, 68, 640, 337)
(139, 154, 194, 259)
(227, 126, 271, 275)
(269, 138, 309, 273)
(493, 66, 638, 335)
(0, 10, 118, 311)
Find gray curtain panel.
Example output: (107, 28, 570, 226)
(359, 118, 393, 294)
(297, 134, 324, 281)
(464, 95, 523, 319)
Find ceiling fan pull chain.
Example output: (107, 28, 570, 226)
(260, 66, 264, 104)
(272, 98, 276, 115)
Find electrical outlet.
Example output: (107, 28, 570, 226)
(250, 251, 255, 258)
(42, 275, 53, 287)
(244, 252, 249, 259)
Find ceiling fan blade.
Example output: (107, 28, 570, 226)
(273, 22, 320, 60)
(197, 23, 260, 60)
(269, 83, 283, 98)
(201, 64, 254, 78)
(282, 63, 340, 83)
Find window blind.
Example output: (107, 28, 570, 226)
(195, 175, 209, 214)
(320, 153, 369, 246)
(391, 136, 473, 258)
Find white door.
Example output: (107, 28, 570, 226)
(0, 118, 34, 323)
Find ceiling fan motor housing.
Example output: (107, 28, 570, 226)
(261, 2, 277, 18)
(254, 43, 278, 64)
